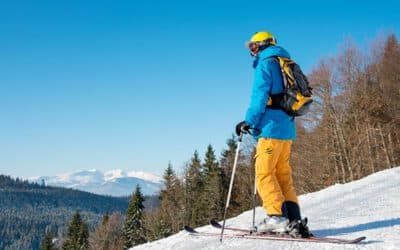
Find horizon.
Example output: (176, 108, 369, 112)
(1, 1, 399, 178)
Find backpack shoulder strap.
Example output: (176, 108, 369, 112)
(276, 57, 296, 87)
(265, 56, 292, 74)
(264, 56, 286, 109)
(264, 56, 279, 63)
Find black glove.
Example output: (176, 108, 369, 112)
(235, 121, 250, 136)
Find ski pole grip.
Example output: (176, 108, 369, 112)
(238, 133, 243, 142)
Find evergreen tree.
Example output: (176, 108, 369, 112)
(184, 150, 206, 226)
(204, 145, 219, 174)
(150, 219, 172, 241)
(157, 162, 183, 234)
(220, 135, 237, 190)
(163, 162, 177, 196)
(40, 230, 54, 250)
(62, 211, 89, 250)
(202, 145, 224, 220)
(123, 185, 146, 249)
(220, 135, 238, 178)
(78, 222, 89, 249)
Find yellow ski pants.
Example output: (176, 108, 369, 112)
(255, 138, 299, 215)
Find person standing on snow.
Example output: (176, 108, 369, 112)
(235, 31, 311, 237)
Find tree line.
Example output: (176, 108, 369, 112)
(0, 174, 131, 250)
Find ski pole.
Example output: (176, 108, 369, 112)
(250, 128, 261, 233)
(251, 172, 257, 233)
(220, 133, 243, 242)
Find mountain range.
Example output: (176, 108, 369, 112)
(28, 169, 163, 197)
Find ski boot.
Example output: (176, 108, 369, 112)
(286, 217, 313, 238)
(256, 216, 289, 235)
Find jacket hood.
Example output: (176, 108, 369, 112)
(258, 45, 290, 59)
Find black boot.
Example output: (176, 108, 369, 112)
(282, 201, 312, 238)
(286, 217, 313, 238)
(282, 201, 301, 222)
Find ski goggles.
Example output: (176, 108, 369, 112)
(246, 39, 274, 56)
(246, 42, 260, 56)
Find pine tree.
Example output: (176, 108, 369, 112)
(202, 145, 224, 220)
(40, 230, 54, 250)
(150, 219, 171, 241)
(220, 135, 238, 178)
(123, 185, 146, 249)
(78, 222, 89, 249)
(62, 211, 89, 250)
(163, 162, 177, 197)
(157, 162, 183, 233)
(204, 145, 219, 175)
(184, 150, 206, 226)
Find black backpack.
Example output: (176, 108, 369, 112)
(267, 57, 313, 116)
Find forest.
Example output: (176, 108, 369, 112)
(0, 175, 156, 249)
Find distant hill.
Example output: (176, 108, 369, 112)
(0, 174, 159, 250)
(28, 169, 163, 197)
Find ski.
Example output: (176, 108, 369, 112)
(210, 219, 251, 233)
(202, 220, 366, 244)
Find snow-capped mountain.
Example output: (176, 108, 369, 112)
(133, 167, 400, 249)
(28, 169, 163, 197)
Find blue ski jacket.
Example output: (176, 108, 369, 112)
(245, 45, 296, 140)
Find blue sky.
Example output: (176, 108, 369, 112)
(1, 0, 399, 178)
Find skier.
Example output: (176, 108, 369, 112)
(235, 31, 311, 237)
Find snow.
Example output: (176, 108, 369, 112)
(104, 169, 127, 181)
(98, 169, 163, 183)
(127, 171, 163, 183)
(132, 167, 400, 250)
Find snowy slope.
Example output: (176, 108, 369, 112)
(133, 167, 400, 249)
(28, 169, 163, 196)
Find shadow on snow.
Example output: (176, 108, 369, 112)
(313, 217, 400, 237)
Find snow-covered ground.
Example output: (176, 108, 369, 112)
(133, 167, 400, 249)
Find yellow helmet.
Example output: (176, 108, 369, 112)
(246, 31, 277, 56)
(250, 31, 276, 44)
(246, 31, 277, 49)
